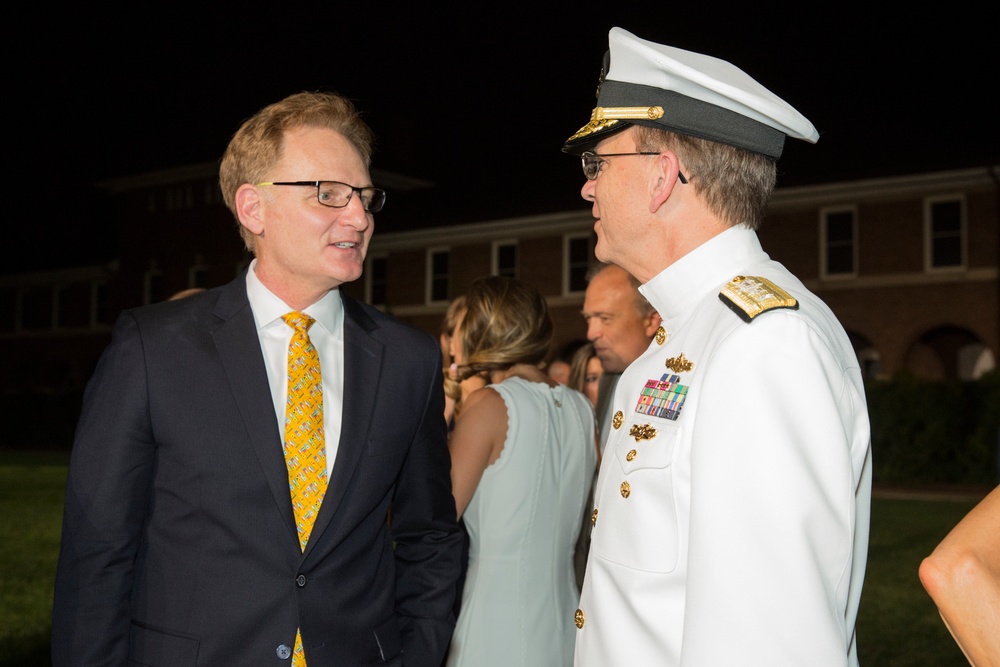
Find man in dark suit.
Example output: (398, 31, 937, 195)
(574, 262, 660, 588)
(582, 263, 661, 453)
(52, 92, 462, 666)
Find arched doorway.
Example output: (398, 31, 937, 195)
(903, 326, 996, 380)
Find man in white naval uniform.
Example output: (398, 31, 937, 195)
(563, 28, 871, 667)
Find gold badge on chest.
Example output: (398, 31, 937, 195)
(629, 423, 657, 442)
(664, 353, 693, 373)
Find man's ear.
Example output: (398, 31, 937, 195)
(649, 151, 684, 213)
(644, 310, 663, 338)
(235, 184, 265, 237)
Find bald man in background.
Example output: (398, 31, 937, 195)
(582, 264, 661, 453)
(575, 263, 661, 587)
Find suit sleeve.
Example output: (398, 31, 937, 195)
(389, 345, 463, 667)
(680, 313, 869, 666)
(52, 312, 156, 666)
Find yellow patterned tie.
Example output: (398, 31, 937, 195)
(282, 312, 327, 667)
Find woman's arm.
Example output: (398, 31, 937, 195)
(447, 387, 508, 519)
(919, 485, 1000, 666)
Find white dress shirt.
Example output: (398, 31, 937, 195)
(246, 260, 345, 477)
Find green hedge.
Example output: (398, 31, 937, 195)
(3, 373, 998, 485)
(867, 371, 1000, 485)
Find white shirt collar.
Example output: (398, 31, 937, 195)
(640, 225, 765, 325)
(245, 259, 344, 338)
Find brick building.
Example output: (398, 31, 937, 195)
(1, 164, 996, 393)
(364, 166, 999, 382)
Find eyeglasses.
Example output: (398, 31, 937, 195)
(256, 180, 387, 213)
(580, 151, 688, 184)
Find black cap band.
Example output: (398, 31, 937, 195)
(564, 80, 786, 158)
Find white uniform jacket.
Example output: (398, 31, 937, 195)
(574, 226, 871, 667)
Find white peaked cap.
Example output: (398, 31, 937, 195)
(564, 27, 819, 158)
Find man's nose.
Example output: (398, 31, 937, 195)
(339, 193, 371, 230)
(587, 319, 601, 341)
(581, 178, 596, 202)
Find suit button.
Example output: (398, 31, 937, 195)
(591, 508, 598, 527)
(575, 608, 585, 629)
(296, 574, 307, 587)
(620, 481, 631, 498)
(277, 644, 292, 659)
(612, 411, 624, 429)
(626, 449, 637, 461)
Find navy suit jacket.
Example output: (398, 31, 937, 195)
(52, 274, 462, 666)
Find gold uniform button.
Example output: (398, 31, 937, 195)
(620, 481, 631, 498)
(612, 411, 624, 430)
(591, 508, 598, 526)
(626, 449, 637, 461)
(575, 608, 585, 629)
(655, 326, 666, 345)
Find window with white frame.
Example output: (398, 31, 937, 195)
(492, 241, 518, 279)
(925, 196, 965, 270)
(564, 233, 594, 294)
(366, 255, 388, 307)
(820, 206, 857, 278)
(426, 248, 450, 304)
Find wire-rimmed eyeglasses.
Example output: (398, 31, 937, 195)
(580, 151, 688, 184)
(256, 180, 387, 213)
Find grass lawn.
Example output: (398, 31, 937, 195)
(858, 495, 978, 666)
(0, 450, 986, 666)
(0, 450, 70, 667)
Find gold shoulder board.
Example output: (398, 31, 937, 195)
(719, 276, 798, 323)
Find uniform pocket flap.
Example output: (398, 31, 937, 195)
(615, 419, 680, 473)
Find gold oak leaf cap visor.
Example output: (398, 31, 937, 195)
(563, 27, 819, 158)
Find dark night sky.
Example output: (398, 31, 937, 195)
(11, 3, 999, 274)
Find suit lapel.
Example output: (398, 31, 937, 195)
(303, 296, 383, 559)
(212, 276, 299, 543)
